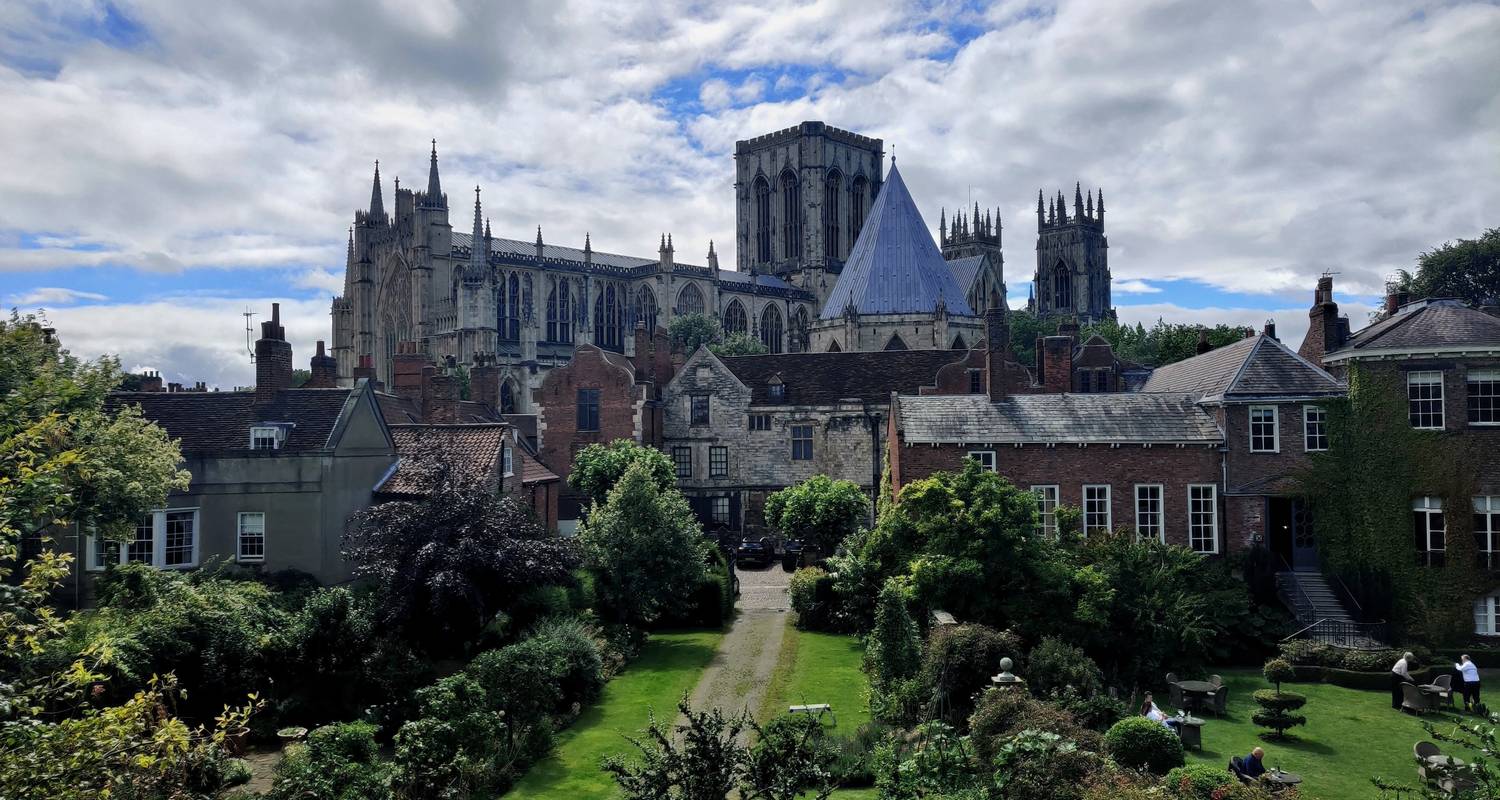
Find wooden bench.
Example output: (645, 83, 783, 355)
(788, 704, 835, 725)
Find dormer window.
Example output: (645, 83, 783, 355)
(767, 376, 786, 402)
(250, 426, 285, 450)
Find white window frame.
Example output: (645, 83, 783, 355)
(1477, 591, 1500, 637)
(1413, 496, 1445, 567)
(1302, 405, 1328, 452)
(237, 511, 266, 563)
(250, 425, 283, 450)
(87, 508, 200, 571)
(1468, 369, 1500, 426)
(1082, 485, 1111, 535)
(502, 444, 514, 477)
(1032, 485, 1059, 537)
(1135, 484, 1165, 543)
(1248, 405, 1279, 453)
(1476, 496, 1500, 571)
(1408, 371, 1445, 430)
(1188, 485, 1219, 554)
(967, 450, 997, 472)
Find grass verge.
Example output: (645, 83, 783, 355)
(505, 629, 724, 799)
(1182, 668, 1481, 800)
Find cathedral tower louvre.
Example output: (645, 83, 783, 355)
(1032, 182, 1113, 325)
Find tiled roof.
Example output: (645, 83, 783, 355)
(718, 349, 971, 405)
(820, 165, 976, 320)
(1328, 300, 1500, 359)
(898, 393, 1222, 444)
(380, 423, 508, 495)
(1139, 334, 1342, 399)
(946, 255, 985, 294)
(375, 392, 501, 425)
(109, 388, 354, 455)
(518, 445, 559, 485)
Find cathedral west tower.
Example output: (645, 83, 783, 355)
(1031, 183, 1114, 324)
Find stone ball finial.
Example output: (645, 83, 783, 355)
(1000, 657, 1013, 672)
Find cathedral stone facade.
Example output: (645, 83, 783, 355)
(331, 124, 1114, 404)
(1029, 184, 1114, 324)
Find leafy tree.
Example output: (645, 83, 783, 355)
(1006, 309, 1060, 367)
(290, 367, 313, 388)
(1252, 658, 1307, 739)
(0, 313, 249, 800)
(669, 312, 723, 353)
(577, 460, 709, 626)
(1080, 317, 1248, 367)
(710, 332, 769, 356)
(1394, 227, 1500, 309)
(764, 475, 870, 554)
(569, 439, 677, 507)
(342, 447, 579, 649)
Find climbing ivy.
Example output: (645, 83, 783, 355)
(1296, 363, 1495, 644)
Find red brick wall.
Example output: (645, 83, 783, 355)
(1041, 336, 1073, 393)
(1222, 401, 1319, 494)
(1357, 358, 1500, 495)
(535, 344, 641, 488)
(892, 439, 1242, 553)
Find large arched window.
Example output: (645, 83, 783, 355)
(546, 279, 573, 343)
(1052, 261, 1072, 310)
(633, 286, 658, 333)
(676, 283, 704, 316)
(593, 283, 624, 351)
(823, 170, 841, 260)
(502, 273, 521, 340)
(754, 177, 772, 264)
(849, 176, 868, 250)
(723, 300, 748, 336)
(789, 306, 809, 353)
(760, 304, 784, 354)
(780, 169, 801, 260)
(499, 379, 517, 414)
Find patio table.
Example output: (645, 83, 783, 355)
(1265, 769, 1302, 791)
(1172, 714, 1205, 750)
(1176, 680, 1216, 713)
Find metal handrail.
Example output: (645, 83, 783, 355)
(1332, 573, 1364, 616)
(1280, 617, 1390, 650)
(1276, 568, 1316, 623)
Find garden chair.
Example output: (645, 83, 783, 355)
(1431, 674, 1453, 707)
(1414, 741, 1442, 763)
(1211, 684, 1229, 717)
(1168, 681, 1185, 710)
(1402, 684, 1431, 715)
(1228, 756, 1254, 785)
(1166, 672, 1179, 684)
(1209, 674, 1224, 688)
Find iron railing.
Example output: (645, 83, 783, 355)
(1281, 618, 1391, 650)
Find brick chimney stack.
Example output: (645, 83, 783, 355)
(470, 353, 502, 412)
(254, 302, 293, 403)
(422, 362, 461, 423)
(352, 354, 379, 389)
(306, 341, 339, 388)
(392, 341, 430, 410)
(1262, 320, 1277, 341)
(984, 298, 1009, 401)
(1040, 336, 1074, 393)
(1298, 274, 1346, 368)
(1196, 329, 1211, 355)
(140, 370, 164, 392)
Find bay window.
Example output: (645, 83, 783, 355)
(88, 508, 199, 570)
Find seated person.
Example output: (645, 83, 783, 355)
(1239, 747, 1267, 780)
(1141, 693, 1178, 729)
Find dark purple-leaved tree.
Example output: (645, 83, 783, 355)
(343, 448, 579, 650)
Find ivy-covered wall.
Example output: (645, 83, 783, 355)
(1297, 363, 1498, 645)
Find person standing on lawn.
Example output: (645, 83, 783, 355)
(1454, 654, 1481, 712)
(1391, 652, 1415, 710)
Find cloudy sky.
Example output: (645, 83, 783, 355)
(2, 0, 1497, 386)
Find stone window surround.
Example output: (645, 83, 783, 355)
(86, 508, 200, 571)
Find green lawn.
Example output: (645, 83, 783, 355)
(1182, 669, 1480, 800)
(506, 629, 723, 799)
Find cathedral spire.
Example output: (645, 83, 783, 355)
(535, 226, 544, 261)
(1047, 196, 1055, 225)
(1057, 191, 1067, 224)
(707, 239, 719, 271)
(346, 227, 354, 269)
(369, 161, 385, 223)
(1037, 190, 1045, 229)
(584, 232, 592, 266)
(1096, 188, 1105, 221)
(470, 186, 484, 264)
(1074, 182, 1084, 218)
(426, 139, 443, 207)
(939, 208, 947, 244)
(1086, 189, 1094, 219)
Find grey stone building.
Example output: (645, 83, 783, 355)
(1030, 184, 1114, 324)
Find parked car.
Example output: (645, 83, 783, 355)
(781, 539, 805, 572)
(736, 536, 774, 567)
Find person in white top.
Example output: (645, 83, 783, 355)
(1391, 652, 1414, 710)
(1141, 692, 1179, 729)
(1454, 654, 1481, 712)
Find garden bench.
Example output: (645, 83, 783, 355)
(788, 704, 836, 725)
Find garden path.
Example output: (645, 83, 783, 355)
(682, 563, 791, 740)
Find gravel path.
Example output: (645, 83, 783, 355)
(682, 564, 792, 737)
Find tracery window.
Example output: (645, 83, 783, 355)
(723, 300, 748, 336)
(546, 279, 573, 343)
(593, 283, 624, 351)
(849, 176, 868, 250)
(633, 286, 658, 334)
(1052, 262, 1072, 310)
(780, 170, 801, 260)
(754, 177, 772, 264)
(823, 170, 841, 260)
(676, 283, 704, 316)
(760, 304, 783, 354)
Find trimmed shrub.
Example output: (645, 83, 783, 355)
(1251, 689, 1307, 739)
(1028, 636, 1105, 699)
(920, 623, 1023, 725)
(969, 689, 1102, 763)
(790, 567, 840, 631)
(269, 722, 388, 800)
(1164, 763, 1236, 800)
(1262, 658, 1294, 690)
(1103, 716, 1185, 774)
(1051, 685, 1127, 731)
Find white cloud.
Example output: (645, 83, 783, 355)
(1113, 279, 1160, 294)
(7, 286, 107, 305)
(1, 0, 1495, 365)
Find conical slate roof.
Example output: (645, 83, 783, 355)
(819, 165, 975, 320)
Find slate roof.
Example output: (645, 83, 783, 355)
(897, 393, 1222, 444)
(375, 392, 502, 425)
(1326, 299, 1500, 361)
(379, 423, 508, 495)
(946, 255, 985, 294)
(109, 388, 355, 455)
(454, 232, 653, 270)
(1139, 334, 1343, 400)
(717, 349, 970, 405)
(820, 165, 976, 319)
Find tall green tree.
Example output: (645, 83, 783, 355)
(710, 332, 767, 357)
(1396, 227, 1500, 308)
(569, 439, 677, 507)
(577, 460, 709, 626)
(0, 313, 254, 800)
(763, 475, 870, 554)
(669, 312, 723, 354)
